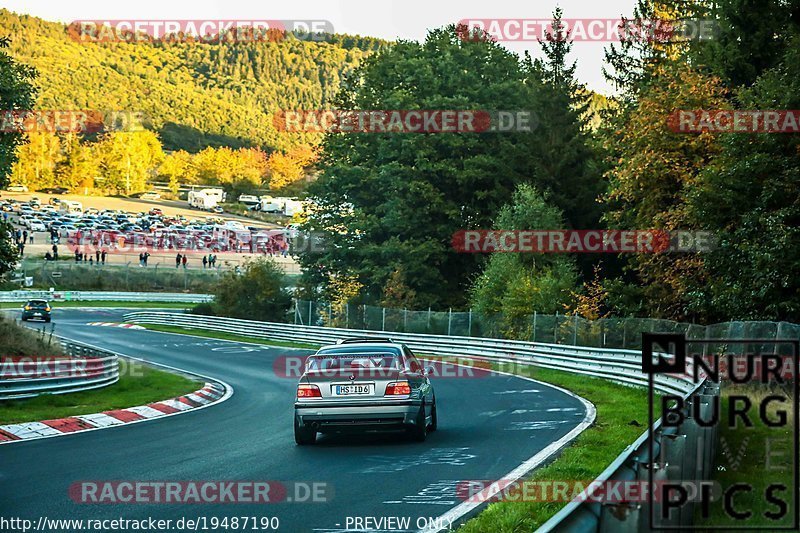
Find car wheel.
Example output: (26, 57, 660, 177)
(294, 419, 316, 445)
(44, 318, 51, 323)
(429, 400, 438, 432)
(408, 402, 428, 442)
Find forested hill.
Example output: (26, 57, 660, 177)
(0, 10, 387, 152)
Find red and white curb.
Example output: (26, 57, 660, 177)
(0, 382, 228, 444)
(87, 322, 145, 329)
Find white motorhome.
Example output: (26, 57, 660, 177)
(59, 200, 82, 214)
(259, 196, 282, 213)
(188, 189, 219, 210)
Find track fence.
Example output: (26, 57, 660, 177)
(293, 299, 800, 351)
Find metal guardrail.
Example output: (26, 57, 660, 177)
(122, 312, 697, 396)
(0, 290, 212, 303)
(123, 312, 718, 531)
(0, 337, 119, 400)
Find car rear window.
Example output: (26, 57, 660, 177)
(306, 352, 401, 371)
(27, 300, 49, 308)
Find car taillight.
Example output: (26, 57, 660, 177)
(24, 305, 31, 310)
(45, 307, 51, 312)
(385, 381, 412, 396)
(297, 384, 321, 398)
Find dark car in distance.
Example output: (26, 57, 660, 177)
(21, 299, 51, 322)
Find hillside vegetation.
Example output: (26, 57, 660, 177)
(0, 9, 386, 152)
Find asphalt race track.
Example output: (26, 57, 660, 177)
(1, 308, 589, 532)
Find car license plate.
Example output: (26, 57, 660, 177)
(33, 312, 42, 316)
(333, 384, 372, 396)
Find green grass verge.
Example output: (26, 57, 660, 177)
(0, 301, 192, 309)
(0, 364, 201, 425)
(695, 385, 794, 528)
(131, 323, 651, 529)
(456, 365, 651, 532)
(141, 323, 319, 350)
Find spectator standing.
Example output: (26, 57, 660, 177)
(175, 253, 182, 268)
(22, 230, 27, 243)
(202, 255, 208, 269)
(101, 249, 107, 264)
(96, 249, 101, 263)
(139, 252, 144, 267)
(143, 251, 150, 266)
(181, 254, 187, 269)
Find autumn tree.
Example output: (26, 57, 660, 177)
(601, 64, 727, 320)
(96, 130, 164, 194)
(0, 36, 35, 276)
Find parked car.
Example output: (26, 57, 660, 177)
(140, 191, 161, 200)
(21, 299, 51, 322)
(6, 184, 28, 192)
(29, 219, 46, 232)
(293, 338, 437, 445)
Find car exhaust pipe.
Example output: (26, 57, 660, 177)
(311, 422, 320, 430)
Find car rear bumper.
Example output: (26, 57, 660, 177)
(294, 400, 422, 432)
(22, 312, 50, 320)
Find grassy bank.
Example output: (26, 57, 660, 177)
(695, 384, 794, 528)
(0, 365, 201, 424)
(134, 322, 651, 530)
(0, 314, 201, 424)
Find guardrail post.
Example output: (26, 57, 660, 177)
(404, 308, 408, 332)
(468, 308, 472, 337)
(382, 307, 386, 331)
(661, 433, 688, 527)
(697, 395, 716, 480)
(532, 311, 537, 342)
(345, 303, 349, 329)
